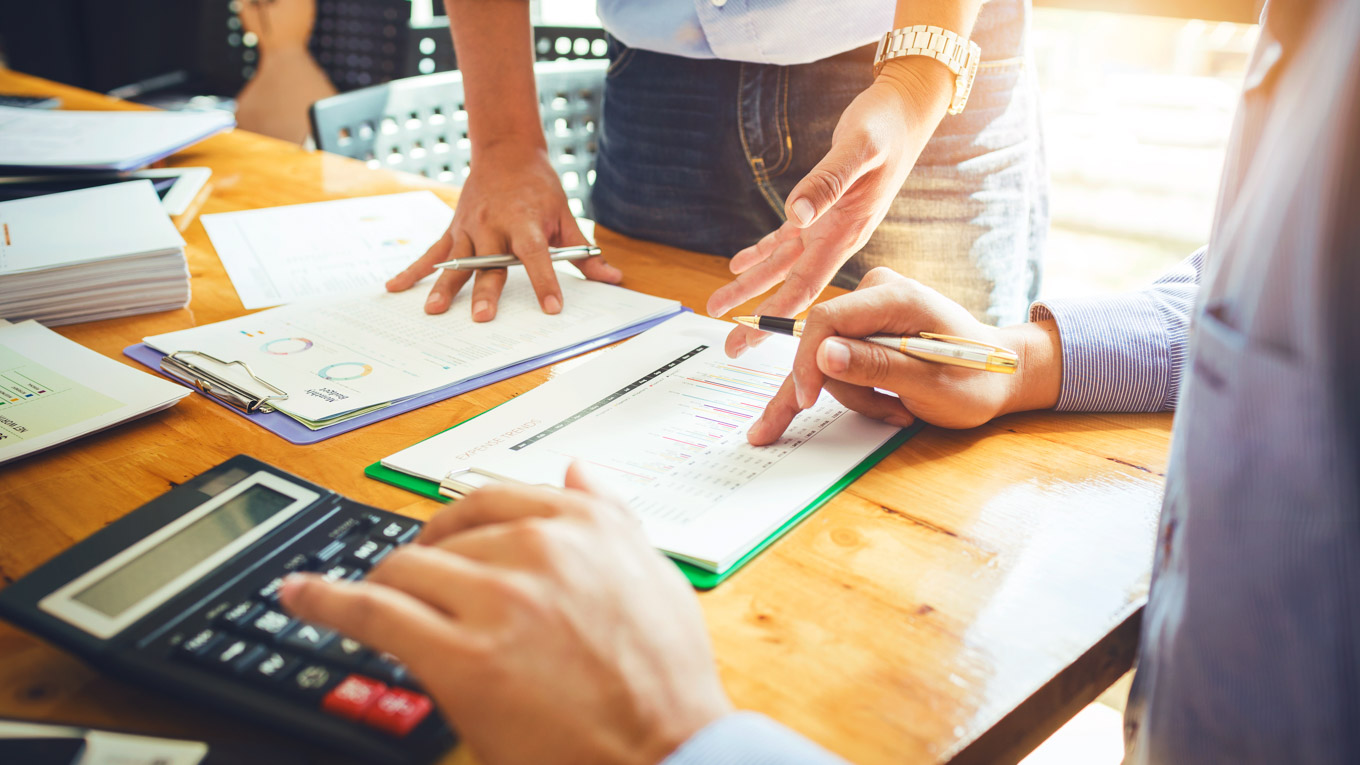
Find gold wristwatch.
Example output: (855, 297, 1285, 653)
(873, 25, 982, 115)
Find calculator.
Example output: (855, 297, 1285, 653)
(0, 456, 454, 764)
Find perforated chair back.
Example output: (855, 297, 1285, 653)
(310, 59, 605, 217)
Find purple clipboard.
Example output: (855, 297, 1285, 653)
(123, 308, 689, 445)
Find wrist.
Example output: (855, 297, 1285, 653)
(998, 320, 1062, 416)
(874, 56, 954, 128)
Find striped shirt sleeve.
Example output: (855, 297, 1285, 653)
(1028, 247, 1206, 413)
(663, 713, 848, 765)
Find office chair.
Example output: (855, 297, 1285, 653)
(309, 59, 605, 218)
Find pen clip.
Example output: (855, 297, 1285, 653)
(917, 332, 1017, 356)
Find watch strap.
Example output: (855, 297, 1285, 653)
(873, 25, 982, 115)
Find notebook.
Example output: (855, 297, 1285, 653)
(370, 313, 921, 588)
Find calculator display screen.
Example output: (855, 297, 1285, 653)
(71, 486, 295, 618)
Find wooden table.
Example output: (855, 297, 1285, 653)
(0, 70, 1172, 765)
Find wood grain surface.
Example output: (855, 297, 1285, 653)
(0, 70, 1171, 765)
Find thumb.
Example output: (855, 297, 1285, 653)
(817, 337, 913, 389)
(785, 137, 869, 228)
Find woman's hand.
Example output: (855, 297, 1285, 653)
(707, 60, 955, 357)
(747, 268, 1062, 444)
(280, 462, 730, 765)
(386, 143, 623, 322)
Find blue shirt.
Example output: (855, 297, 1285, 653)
(595, 0, 894, 65)
(664, 0, 1360, 761)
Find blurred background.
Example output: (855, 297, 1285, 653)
(0, 2, 1261, 758)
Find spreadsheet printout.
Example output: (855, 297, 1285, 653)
(381, 313, 903, 572)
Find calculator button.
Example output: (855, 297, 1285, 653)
(258, 576, 286, 603)
(176, 627, 224, 659)
(309, 539, 349, 567)
(363, 653, 409, 686)
(348, 539, 394, 567)
(287, 663, 343, 701)
(205, 638, 268, 675)
(322, 675, 388, 721)
(281, 622, 336, 654)
(370, 518, 420, 544)
(320, 563, 363, 583)
(218, 600, 263, 629)
(248, 650, 303, 685)
(363, 688, 433, 738)
(280, 552, 310, 572)
(249, 609, 296, 640)
(318, 636, 371, 668)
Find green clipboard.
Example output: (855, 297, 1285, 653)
(365, 419, 925, 589)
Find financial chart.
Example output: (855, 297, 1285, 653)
(499, 345, 847, 525)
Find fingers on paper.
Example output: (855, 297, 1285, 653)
(423, 231, 476, 314)
(388, 228, 453, 292)
(510, 223, 563, 314)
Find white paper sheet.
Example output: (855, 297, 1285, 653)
(381, 313, 903, 572)
(0, 321, 189, 465)
(202, 192, 454, 309)
(0, 106, 234, 171)
(143, 272, 680, 426)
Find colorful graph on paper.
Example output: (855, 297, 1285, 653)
(498, 345, 848, 525)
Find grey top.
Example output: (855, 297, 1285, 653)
(665, 0, 1360, 761)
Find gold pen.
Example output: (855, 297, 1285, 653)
(733, 315, 1018, 374)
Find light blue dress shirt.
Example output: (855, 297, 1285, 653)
(663, 0, 1360, 762)
(594, 0, 895, 65)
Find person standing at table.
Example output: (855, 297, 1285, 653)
(279, 1, 1360, 763)
(387, 0, 1046, 356)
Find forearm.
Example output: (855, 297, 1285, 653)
(875, 1, 987, 164)
(446, 0, 545, 153)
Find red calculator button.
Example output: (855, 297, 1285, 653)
(362, 688, 433, 738)
(321, 674, 387, 720)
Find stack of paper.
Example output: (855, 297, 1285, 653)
(0, 105, 234, 172)
(0, 181, 190, 326)
(0, 320, 190, 465)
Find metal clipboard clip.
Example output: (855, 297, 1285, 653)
(439, 468, 534, 500)
(159, 350, 290, 414)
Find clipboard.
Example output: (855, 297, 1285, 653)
(122, 308, 687, 445)
(364, 418, 926, 589)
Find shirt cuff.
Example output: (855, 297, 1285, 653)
(1029, 293, 1178, 412)
(663, 712, 849, 765)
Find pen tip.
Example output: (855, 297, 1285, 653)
(733, 315, 758, 329)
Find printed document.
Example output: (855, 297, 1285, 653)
(380, 313, 903, 572)
(143, 272, 680, 428)
(0, 321, 189, 465)
(203, 192, 454, 309)
(0, 106, 234, 171)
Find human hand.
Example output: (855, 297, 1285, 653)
(747, 268, 1062, 444)
(385, 143, 622, 321)
(707, 61, 954, 357)
(237, 0, 315, 54)
(280, 462, 731, 765)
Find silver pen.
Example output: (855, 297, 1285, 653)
(433, 246, 601, 271)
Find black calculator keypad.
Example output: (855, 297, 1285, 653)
(248, 609, 296, 641)
(249, 650, 304, 685)
(281, 622, 336, 653)
(167, 509, 433, 743)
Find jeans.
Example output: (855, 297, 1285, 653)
(590, 0, 1047, 326)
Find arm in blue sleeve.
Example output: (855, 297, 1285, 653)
(663, 713, 849, 765)
(1028, 246, 1206, 412)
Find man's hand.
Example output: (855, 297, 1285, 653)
(747, 268, 1062, 444)
(385, 144, 622, 321)
(706, 60, 954, 357)
(280, 463, 731, 765)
